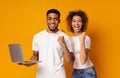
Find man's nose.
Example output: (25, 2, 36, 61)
(51, 19, 56, 23)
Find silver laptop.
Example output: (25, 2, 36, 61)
(8, 44, 41, 64)
(8, 44, 26, 63)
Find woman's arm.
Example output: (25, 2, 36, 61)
(79, 32, 89, 65)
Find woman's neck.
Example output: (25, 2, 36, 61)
(73, 32, 82, 36)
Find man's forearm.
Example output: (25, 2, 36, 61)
(62, 44, 74, 65)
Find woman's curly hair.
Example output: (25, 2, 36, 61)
(66, 10, 88, 32)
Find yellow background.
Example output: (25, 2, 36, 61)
(0, 0, 120, 78)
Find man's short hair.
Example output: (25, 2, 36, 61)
(46, 9, 60, 18)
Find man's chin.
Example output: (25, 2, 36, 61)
(50, 29, 56, 32)
(49, 28, 58, 32)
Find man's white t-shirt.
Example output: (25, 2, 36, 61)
(32, 30, 73, 78)
(70, 35, 93, 69)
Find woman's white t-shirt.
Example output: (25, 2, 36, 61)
(70, 35, 93, 69)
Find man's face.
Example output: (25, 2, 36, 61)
(46, 13, 60, 32)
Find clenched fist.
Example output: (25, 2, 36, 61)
(57, 36, 66, 47)
(79, 32, 86, 41)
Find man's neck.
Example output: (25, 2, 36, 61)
(46, 28, 59, 33)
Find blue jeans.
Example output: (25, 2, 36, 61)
(72, 67, 97, 78)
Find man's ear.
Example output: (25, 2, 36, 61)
(59, 19, 61, 23)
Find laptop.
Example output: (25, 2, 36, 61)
(8, 44, 42, 64)
(8, 44, 26, 64)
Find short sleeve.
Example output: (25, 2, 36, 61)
(65, 38, 74, 53)
(32, 35, 39, 51)
(85, 36, 91, 49)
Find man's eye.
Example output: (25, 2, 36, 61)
(54, 18, 59, 21)
(47, 18, 59, 21)
(47, 18, 52, 20)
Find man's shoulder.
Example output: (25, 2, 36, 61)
(35, 30, 45, 35)
(33, 30, 46, 38)
(58, 30, 68, 36)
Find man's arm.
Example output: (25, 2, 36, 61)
(25, 51, 39, 66)
(58, 36, 74, 65)
(62, 44, 74, 65)
(18, 51, 39, 67)
(30, 51, 39, 61)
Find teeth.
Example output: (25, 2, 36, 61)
(74, 26, 80, 29)
(50, 24, 55, 26)
(50, 24, 54, 25)
(75, 27, 79, 28)
(74, 28, 79, 29)
(74, 27, 80, 30)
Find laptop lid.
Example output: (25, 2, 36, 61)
(8, 44, 25, 63)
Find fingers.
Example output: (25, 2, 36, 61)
(17, 61, 36, 67)
(57, 36, 66, 47)
(82, 32, 86, 36)
(79, 32, 86, 41)
(58, 36, 64, 43)
(17, 62, 24, 65)
(58, 36, 64, 41)
(58, 36, 64, 38)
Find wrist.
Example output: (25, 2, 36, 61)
(61, 43, 66, 48)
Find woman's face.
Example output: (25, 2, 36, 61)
(72, 15, 83, 33)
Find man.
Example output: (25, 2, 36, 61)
(20, 9, 74, 78)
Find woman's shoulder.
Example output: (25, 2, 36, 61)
(85, 35, 90, 39)
(85, 35, 91, 41)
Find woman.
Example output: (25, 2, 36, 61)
(66, 10, 97, 78)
